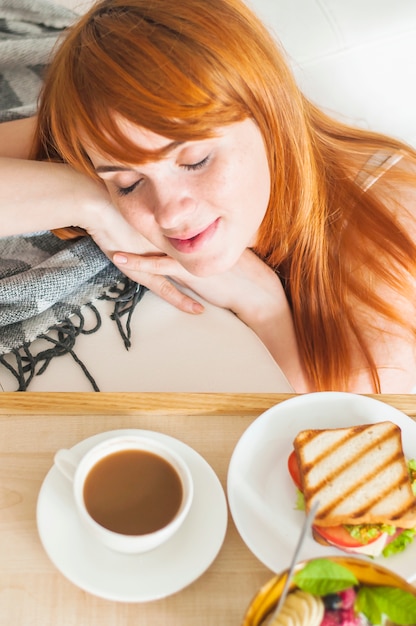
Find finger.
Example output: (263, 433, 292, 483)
(151, 275, 204, 314)
(112, 252, 205, 313)
(113, 252, 176, 275)
(116, 266, 204, 315)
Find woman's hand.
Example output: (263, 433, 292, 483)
(112, 246, 278, 316)
(81, 199, 205, 314)
(111, 247, 310, 390)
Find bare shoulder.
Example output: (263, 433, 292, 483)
(349, 153, 416, 391)
(0, 116, 37, 158)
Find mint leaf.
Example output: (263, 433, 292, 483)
(294, 559, 358, 595)
(356, 586, 383, 625)
(356, 586, 416, 625)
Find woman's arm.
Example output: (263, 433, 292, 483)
(0, 117, 109, 235)
(0, 155, 113, 236)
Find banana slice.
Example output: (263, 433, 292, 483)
(270, 609, 294, 626)
(267, 590, 324, 626)
(288, 590, 324, 626)
(278, 604, 301, 626)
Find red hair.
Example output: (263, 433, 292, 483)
(33, 0, 416, 391)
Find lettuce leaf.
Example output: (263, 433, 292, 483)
(295, 488, 305, 511)
(382, 529, 416, 558)
(409, 458, 416, 495)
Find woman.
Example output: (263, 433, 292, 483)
(3, 0, 416, 392)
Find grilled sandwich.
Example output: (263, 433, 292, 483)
(288, 421, 416, 556)
(291, 421, 416, 556)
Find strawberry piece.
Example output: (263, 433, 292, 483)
(339, 608, 361, 626)
(320, 611, 340, 626)
(339, 588, 356, 609)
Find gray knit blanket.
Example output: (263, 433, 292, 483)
(0, 0, 145, 390)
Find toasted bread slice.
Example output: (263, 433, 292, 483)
(293, 421, 416, 528)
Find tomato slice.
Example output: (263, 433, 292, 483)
(287, 450, 302, 490)
(313, 524, 381, 548)
(287, 450, 382, 548)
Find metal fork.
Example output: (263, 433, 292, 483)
(269, 500, 320, 622)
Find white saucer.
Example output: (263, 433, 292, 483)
(37, 429, 228, 602)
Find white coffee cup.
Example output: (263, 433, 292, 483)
(54, 434, 193, 554)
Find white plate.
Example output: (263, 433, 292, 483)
(227, 392, 416, 582)
(37, 429, 228, 602)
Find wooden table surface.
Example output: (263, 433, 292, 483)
(1, 392, 416, 625)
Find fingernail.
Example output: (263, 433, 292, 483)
(113, 253, 127, 264)
(192, 302, 204, 314)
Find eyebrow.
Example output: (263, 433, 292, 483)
(95, 165, 134, 173)
(94, 140, 185, 173)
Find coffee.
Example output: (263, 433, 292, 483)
(83, 449, 183, 535)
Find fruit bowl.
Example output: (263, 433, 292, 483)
(241, 556, 416, 626)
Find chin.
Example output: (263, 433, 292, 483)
(191, 246, 245, 276)
(183, 257, 235, 278)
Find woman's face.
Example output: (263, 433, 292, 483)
(87, 118, 271, 276)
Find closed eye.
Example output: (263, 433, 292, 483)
(116, 179, 143, 197)
(181, 155, 210, 171)
(114, 154, 210, 195)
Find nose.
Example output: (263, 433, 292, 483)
(149, 178, 197, 230)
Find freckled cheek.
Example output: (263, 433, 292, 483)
(108, 192, 154, 232)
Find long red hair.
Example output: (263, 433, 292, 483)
(32, 0, 416, 391)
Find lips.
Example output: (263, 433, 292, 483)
(166, 218, 220, 253)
